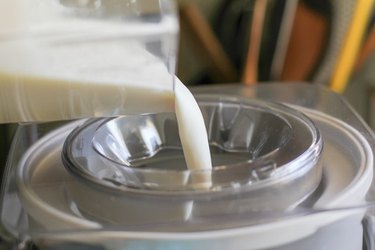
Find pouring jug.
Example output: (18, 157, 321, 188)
(0, 0, 178, 123)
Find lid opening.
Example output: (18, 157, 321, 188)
(63, 96, 322, 198)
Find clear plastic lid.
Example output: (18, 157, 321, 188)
(58, 96, 322, 229)
(1, 84, 374, 250)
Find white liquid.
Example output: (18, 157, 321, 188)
(0, 0, 212, 184)
(0, 24, 176, 122)
(175, 80, 212, 187)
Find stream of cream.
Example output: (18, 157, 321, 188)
(0, 0, 212, 186)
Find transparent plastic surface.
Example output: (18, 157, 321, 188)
(1, 84, 374, 250)
(0, 0, 177, 123)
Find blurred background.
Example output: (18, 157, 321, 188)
(1, 0, 375, 167)
(177, 0, 375, 120)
